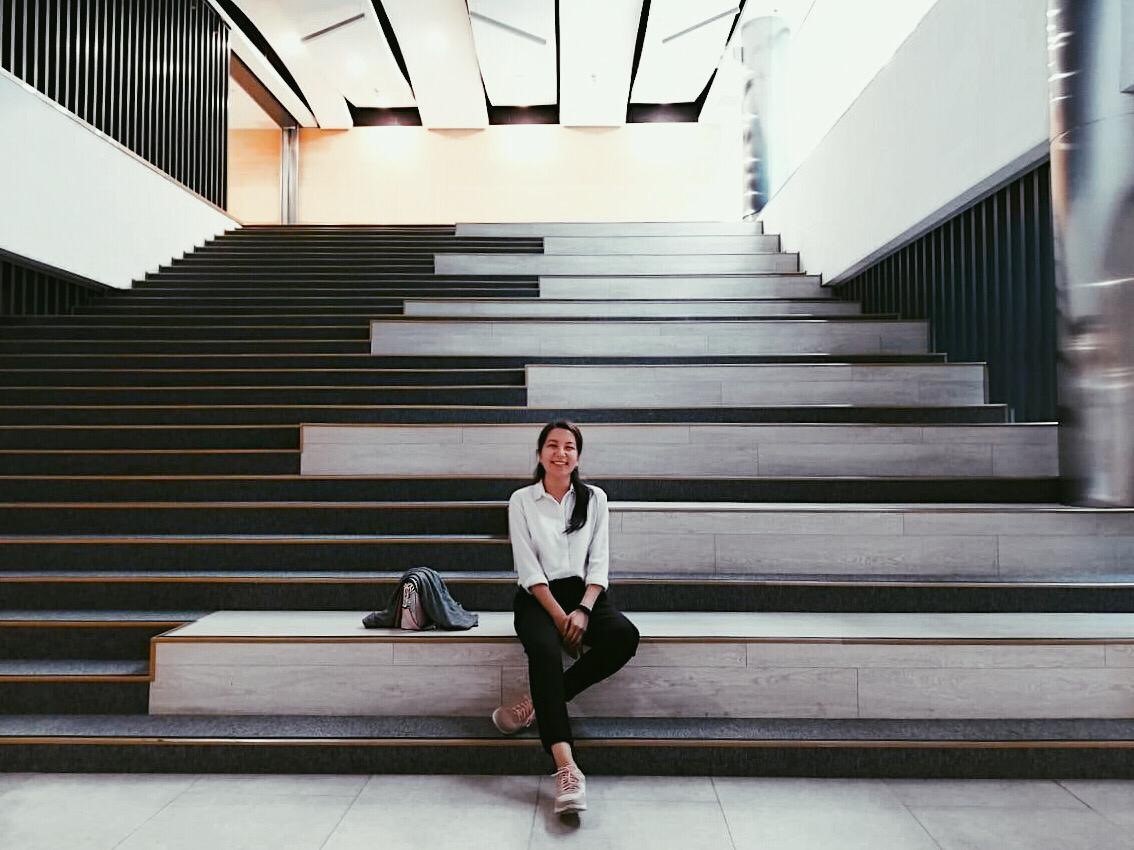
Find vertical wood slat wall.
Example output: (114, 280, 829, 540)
(0, 0, 229, 207)
(834, 162, 1057, 422)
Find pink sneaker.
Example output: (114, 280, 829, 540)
(491, 694, 535, 735)
(552, 763, 587, 814)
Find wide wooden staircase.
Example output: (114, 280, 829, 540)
(2, 222, 1132, 776)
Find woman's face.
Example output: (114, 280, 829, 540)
(539, 427, 580, 478)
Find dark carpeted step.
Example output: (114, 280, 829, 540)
(0, 325, 372, 341)
(4, 715, 1134, 777)
(0, 681, 150, 714)
(0, 536, 511, 571)
(223, 226, 458, 233)
(4, 315, 392, 327)
(0, 353, 951, 370)
(0, 450, 298, 475)
(0, 617, 188, 660)
(0, 475, 1060, 503)
(0, 425, 299, 449)
(0, 659, 150, 676)
(172, 250, 538, 264)
(103, 289, 535, 300)
(197, 237, 541, 245)
(113, 280, 543, 293)
(75, 307, 425, 316)
(148, 267, 438, 280)
(1, 502, 509, 535)
(2, 570, 1129, 613)
(0, 404, 1010, 426)
(0, 340, 370, 354)
(0, 368, 524, 389)
(0, 387, 527, 405)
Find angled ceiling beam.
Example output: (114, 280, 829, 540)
(225, 0, 354, 128)
(559, 0, 644, 126)
(300, 4, 415, 109)
(382, 0, 489, 128)
(469, 0, 556, 108)
(631, 0, 745, 107)
(204, 0, 317, 126)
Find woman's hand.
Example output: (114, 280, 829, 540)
(561, 609, 589, 655)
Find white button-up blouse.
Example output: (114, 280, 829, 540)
(507, 480, 610, 591)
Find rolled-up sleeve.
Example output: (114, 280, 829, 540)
(583, 488, 610, 589)
(508, 492, 547, 590)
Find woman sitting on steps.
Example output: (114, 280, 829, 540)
(491, 420, 640, 816)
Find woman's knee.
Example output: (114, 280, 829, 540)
(612, 620, 640, 659)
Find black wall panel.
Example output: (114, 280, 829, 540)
(1, 0, 229, 206)
(834, 162, 1057, 422)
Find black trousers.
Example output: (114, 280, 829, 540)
(513, 577, 640, 753)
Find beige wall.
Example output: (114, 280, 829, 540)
(295, 124, 742, 224)
(227, 129, 282, 224)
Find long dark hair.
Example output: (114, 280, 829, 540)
(533, 420, 592, 534)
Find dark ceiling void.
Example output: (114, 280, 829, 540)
(490, 105, 560, 124)
(213, 0, 313, 115)
(628, 103, 700, 123)
(348, 103, 423, 126)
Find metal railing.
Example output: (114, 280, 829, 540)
(0, 0, 230, 207)
(833, 162, 1057, 422)
(1, 253, 107, 316)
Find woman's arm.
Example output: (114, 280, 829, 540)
(561, 583, 603, 653)
(508, 493, 548, 591)
(529, 583, 568, 633)
(581, 489, 609, 591)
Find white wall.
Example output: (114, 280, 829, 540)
(776, 0, 941, 180)
(701, 0, 939, 202)
(296, 123, 743, 224)
(0, 69, 238, 289)
(757, 0, 1050, 281)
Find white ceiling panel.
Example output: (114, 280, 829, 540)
(230, 0, 354, 128)
(204, 1, 317, 126)
(559, 0, 643, 126)
(382, 0, 489, 129)
(300, 5, 415, 108)
(468, 0, 557, 106)
(631, 0, 740, 104)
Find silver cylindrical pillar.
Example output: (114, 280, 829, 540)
(280, 127, 299, 225)
(741, 17, 789, 216)
(1049, 0, 1134, 505)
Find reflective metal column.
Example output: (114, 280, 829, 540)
(1048, 0, 1134, 505)
(740, 16, 789, 216)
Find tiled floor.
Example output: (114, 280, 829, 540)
(3, 773, 1134, 850)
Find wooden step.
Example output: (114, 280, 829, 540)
(148, 610, 1134, 719)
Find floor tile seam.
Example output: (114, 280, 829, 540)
(524, 773, 541, 850)
(320, 775, 371, 850)
(898, 802, 948, 850)
(108, 774, 199, 850)
(1056, 780, 1113, 817)
(709, 776, 741, 850)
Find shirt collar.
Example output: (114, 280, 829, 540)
(534, 479, 572, 504)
